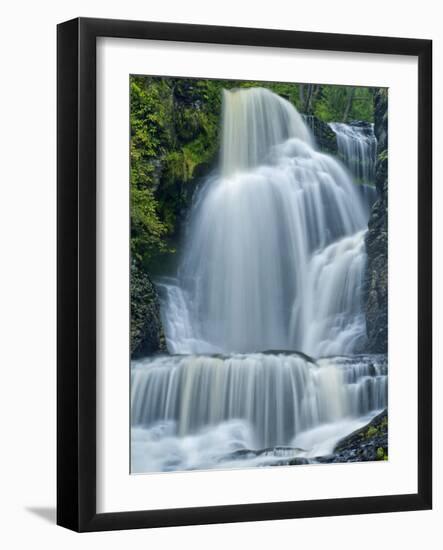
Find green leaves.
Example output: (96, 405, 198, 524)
(131, 187, 169, 262)
(313, 85, 375, 123)
(130, 79, 171, 264)
(130, 76, 222, 269)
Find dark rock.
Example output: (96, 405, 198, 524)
(131, 261, 167, 357)
(364, 90, 388, 353)
(221, 446, 310, 466)
(285, 457, 311, 466)
(262, 349, 317, 364)
(349, 120, 373, 129)
(317, 409, 388, 463)
(302, 114, 338, 155)
(172, 80, 204, 110)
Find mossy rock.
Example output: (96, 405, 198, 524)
(131, 261, 167, 357)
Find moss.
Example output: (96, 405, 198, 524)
(376, 447, 388, 461)
(366, 425, 378, 438)
(378, 149, 388, 162)
(364, 414, 388, 440)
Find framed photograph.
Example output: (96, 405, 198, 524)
(57, 17, 432, 531)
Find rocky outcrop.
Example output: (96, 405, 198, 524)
(364, 90, 388, 353)
(131, 261, 167, 357)
(302, 114, 338, 155)
(317, 410, 388, 463)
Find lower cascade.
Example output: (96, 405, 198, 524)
(131, 353, 387, 472)
(131, 87, 384, 473)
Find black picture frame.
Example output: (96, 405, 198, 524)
(57, 17, 432, 532)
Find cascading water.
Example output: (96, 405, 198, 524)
(329, 121, 377, 186)
(131, 87, 386, 473)
(221, 88, 314, 175)
(177, 88, 370, 355)
(131, 353, 387, 472)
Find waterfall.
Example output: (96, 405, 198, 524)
(221, 88, 313, 175)
(131, 353, 387, 472)
(298, 230, 368, 356)
(132, 88, 385, 473)
(132, 354, 387, 447)
(178, 88, 370, 355)
(328, 121, 377, 185)
(156, 278, 217, 355)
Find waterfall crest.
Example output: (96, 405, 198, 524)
(221, 87, 313, 175)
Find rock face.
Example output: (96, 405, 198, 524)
(364, 90, 388, 353)
(131, 261, 167, 357)
(302, 114, 338, 155)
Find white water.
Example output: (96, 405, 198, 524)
(131, 353, 387, 472)
(132, 88, 386, 473)
(329, 122, 377, 185)
(221, 88, 313, 175)
(299, 230, 368, 356)
(173, 89, 371, 355)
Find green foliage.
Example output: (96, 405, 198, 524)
(313, 85, 374, 122)
(131, 187, 169, 261)
(130, 76, 222, 268)
(130, 77, 173, 263)
(215, 79, 375, 122)
(130, 77, 173, 164)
